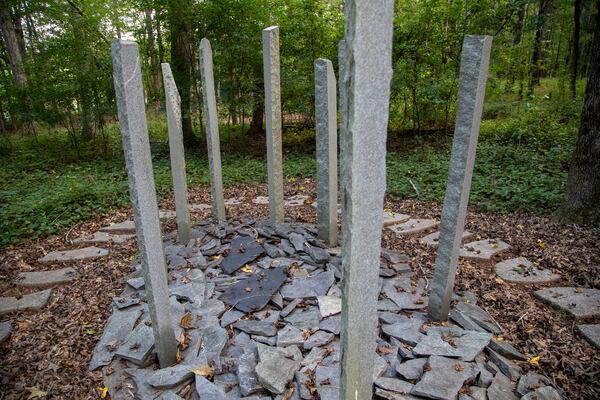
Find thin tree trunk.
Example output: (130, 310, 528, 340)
(144, 8, 160, 105)
(561, 6, 600, 225)
(528, 0, 552, 96)
(571, 0, 582, 98)
(513, 0, 526, 46)
(0, 4, 27, 86)
(249, 92, 264, 135)
(156, 9, 165, 63)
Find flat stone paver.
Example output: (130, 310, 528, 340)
(0, 289, 53, 315)
(420, 230, 473, 247)
(224, 198, 243, 206)
(189, 203, 211, 212)
(534, 287, 600, 318)
(73, 231, 135, 244)
(284, 195, 311, 207)
(382, 210, 410, 227)
(460, 239, 510, 262)
(387, 218, 439, 236)
(18, 267, 77, 288)
(252, 196, 270, 205)
(495, 258, 560, 284)
(576, 324, 600, 349)
(0, 320, 12, 344)
(38, 246, 108, 263)
(158, 210, 176, 219)
(100, 220, 136, 234)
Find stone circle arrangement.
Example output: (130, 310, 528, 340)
(2, 2, 599, 399)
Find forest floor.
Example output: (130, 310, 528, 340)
(0, 179, 599, 399)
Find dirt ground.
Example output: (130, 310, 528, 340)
(0, 179, 598, 399)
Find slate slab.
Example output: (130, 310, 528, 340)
(576, 324, 600, 349)
(73, 231, 135, 244)
(412, 326, 492, 362)
(147, 363, 194, 389)
(0, 289, 53, 315)
(195, 375, 228, 399)
(411, 356, 477, 400)
(454, 301, 502, 334)
(18, 267, 77, 288)
(374, 377, 414, 394)
(221, 236, 264, 274)
(317, 296, 341, 317)
(278, 324, 305, 347)
(521, 386, 561, 400)
(304, 330, 334, 349)
(284, 307, 321, 330)
(486, 349, 521, 380)
(280, 270, 335, 300)
(534, 287, 600, 318)
(320, 314, 341, 335)
(237, 341, 262, 396)
(495, 258, 560, 284)
(39, 246, 108, 263)
(488, 339, 526, 361)
(220, 309, 244, 327)
(381, 316, 426, 346)
(487, 372, 518, 400)
(382, 211, 411, 227)
(420, 230, 473, 247)
(100, 220, 136, 234)
(395, 358, 427, 380)
(125, 367, 159, 399)
(233, 320, 277, 337)
(381, 275, 428, 310)
(381, 249, 410, 264)
(0, 320, 12, 344)
(255, 343, 302, 394)
(219, 266, 286, 312)
(516, 372, 552, 397)
(115, 321, 155, 365)
(387, 219, 439, 236)
(460, 239, 510, 262)
(89, 306, 142, 370)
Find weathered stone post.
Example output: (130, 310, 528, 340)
(338, 40, 348, 243)
(161, 63, 192, 244)
(315, 58, 338, 245)
(262, 26, 284, 224)
(428, 35, 493, 322)
(339, 1, 395, 399)
(199, 38, 226, 221)
(111, 39, 177, 368)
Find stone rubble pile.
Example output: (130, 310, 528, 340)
(92, 219, 563, 400)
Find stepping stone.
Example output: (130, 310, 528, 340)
(284, 195, 310, 207)
(0, 289, 53, 315)
(412, 326, 492, 362)
(189, 203, 211, 212)
(224, 197, 243, 206)
(255, 343, 302, 394)
(17, 267, 77, 288)
(73, 231, 136, 244)
(387, 218, 439, 236)
(420, 230, 473, 247)
(576, 324, 600, 349)
(219, 266, 287, 313)
(0, 320, 12, 344)
(460, 239, 510, 262)
(252, 196, 270, 205)
(220, 236, 264, 274)
(495, 258, 560, 284)
(534, 287, 600, 318)
(100, 220, 136, 234)
(158, 210, 176, 219)
(39, 246, 108, 263)
(382, 210, 410, 227)
(411, 356, 477, 400)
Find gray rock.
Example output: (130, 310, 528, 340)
(147, 363, 194, 389)
(459, 239, 510, 262)
(195, 375, 228, 399)
(277, 324, 305, 347)
(466, 386, 487, 400)
(488, 339, 526, 361)
(375, 387, 421, 399)
(477, 365, 494, 387)
(280, 270, 335, 300)
(381, 275, 428, 310)
(319, 314, 341, 335)
(534, 287, 600, 318)
(125, 367, 160, 399)
(576, 324, 600, 349)
(516, 372, 552, 397)
(388, 218, 439, 236)
(115, 321, 155, 365)
(271, 291, 284, 309)
(449, 308, 488, 332)
(100, 220, 136, 234)
(197, 324, 228, 372)
(280, 299, 300, 318)
(252, 334, 277, 346)
(213, 373, 239, 393)
(487, 372, 518, 400)
(17, 267, 77, 288)
(374, 377, 413, 394)
(304, 330, 334, 349)
(315, 364, 340, 400)
(39, 246, 108, 263)
(284, 308, 321, 330)
(302, 347, 327, 366)
(395, 358, 427, 380)
(221, 236, 264, 274)
(486, 349, 521, 380)
(0, 289, 53, 316)
(521, 386, 561, 400)
(382, 249, 410, 264)
(127, 277, 145, 290)
(113, 295, 141, 310)
(0, 320, 12, 344)
(381, 316, 426, 346)
(289, 232, 306, 251)
(413, 326, 492, 362)
(306, 245, 329, 264)
(219, 266, 287, 313)
(454, 301, 502, 334)
(237, 341, 263, 396)
(411, 356, 477, 400)
(264, 243, 286, 258)
(155, 392, 185, 400)
(255, 344, 302, 394)
(279, 239, 296, 255)
(233, 320, 276, 337)
(72, 231, 135, 244)
(221, 309, 245, 327)
(317, 296, 341, 317)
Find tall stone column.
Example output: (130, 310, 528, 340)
(339, 1, 395, 399)
(111, 39, 177, 368)
(262, 26, 284, 224)
(315, 58, 338, 246)
(428, 35, 493, 322)
(161, 62, 192, 244)
(199, 38, 226, 221)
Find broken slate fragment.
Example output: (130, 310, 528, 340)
(220, 309, 245, 327)
(195, 375, 228, 399)
(219, 266, 287, 312)
(0, 320, 12, 344)
(381, 275, 428, 310)
(113, 296, 141, 310)
(411, 356, 477, 400)
(381, 316, 426, 346)
(486, 348, 521, 380)
(487, 372, 518, 400)
(381, 249, 410, 264)
(277, 324, 305, 347)
(264, 243, 286, 258)
(115, 321, 155, 365)
(127, 277, 145, 290)
(220, 236, 264, 274)
(488, 339, 526, 361)
(147, 363, 194, 389)
(284, 307, 321, 330)
(374, 377, 414, 394)
(280, 270, 335, 300)
(304, 330, 334, 350)
(306, 245, 329, 264)
(521, 386, 561, 400)
(289, 232, 306, 251)
(233, 320, 277, 337)
(516, 372, 552, 397)
(412, 326, 492, 362)
(454, 301, 502, 334)
(576, 324, 600, 349)
(534, 287, 600, 318)
(237, 341, 262, 396)
(255, 343, 302, 394)
(319, 314, 341, 335)
(317, 295, 341, 317)
(395, 358, 427, 380)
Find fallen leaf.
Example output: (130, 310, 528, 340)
(26, 387, 47, 399)
(98, 386, 108, 398)
(191, 364, 214, 378)
(529, 355, 541, 367)
(495, 277, 505, 285)
(180, 312, 194, 329)
(241, 265, 253, 273)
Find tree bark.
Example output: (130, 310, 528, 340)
(144, 8, 160, 105)
(561, 6, 600, 225)
(168, 0, 195, 144)
(571, 0, 582, 99)
(513, 0, 526, 46)
(0, 3, 27, 86)
(249, 92, 264, 135)
(528, 0, 552, 96)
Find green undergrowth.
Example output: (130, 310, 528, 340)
(0, 90, 579, 247)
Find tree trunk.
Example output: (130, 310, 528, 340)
(0, 4, 27, 86)
(144, 8, 160, 105)
(168, 0, 195, 144)
(570, 0, 581, 99)
(560, 7, 600, 225)
(156, 9, 165, 63)
(248, 92, 264, 135)
(513, 0, 526, 46)
(528, 0, 552, 96)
